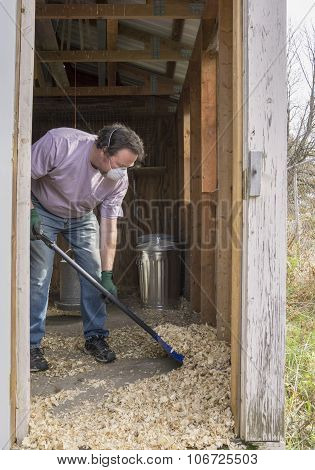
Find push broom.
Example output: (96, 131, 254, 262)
(38, 232, 184, 365)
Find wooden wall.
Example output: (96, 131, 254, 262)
(177, 19, 218, 325)
(31, 102, 178, 297)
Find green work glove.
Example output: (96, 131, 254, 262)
(30, 207, 43, 240)
(101, 271, 118, 301)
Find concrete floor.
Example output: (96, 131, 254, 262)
(31, 299, 196, 416)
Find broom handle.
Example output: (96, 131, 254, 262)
(40, 233, 159, 340)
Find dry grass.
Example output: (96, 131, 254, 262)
(286, 214, 315, 449)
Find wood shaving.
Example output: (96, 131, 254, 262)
(20, 323, 244, 450)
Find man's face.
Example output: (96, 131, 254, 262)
(100, 148, 137, 175)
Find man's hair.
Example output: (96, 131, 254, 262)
(95, 123, 145, 161)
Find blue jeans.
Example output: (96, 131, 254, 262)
(30, 196, 108, 347)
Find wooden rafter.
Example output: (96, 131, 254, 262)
(36, 2, 217, 20)
(33, 96, 178, 114)
(33, 84, 182, 97)
(38, 49, 191, 63)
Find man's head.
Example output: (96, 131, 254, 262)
(93, 124, 144, 178)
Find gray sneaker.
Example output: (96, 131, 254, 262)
(84, 335, 116, 363)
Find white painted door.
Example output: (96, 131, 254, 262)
(240, 0, 287, 443)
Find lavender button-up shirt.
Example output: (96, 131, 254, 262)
(31, 128, 128, 219)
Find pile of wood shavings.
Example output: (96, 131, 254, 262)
(21, 323, 243, 450)
(36, 335, 95, 378)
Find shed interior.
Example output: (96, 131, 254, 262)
(29, 0, 243, 446)
(33, 1, 222, 314)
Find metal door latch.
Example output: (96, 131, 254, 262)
(248, 150, 263, 197)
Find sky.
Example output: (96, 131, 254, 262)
(287, 0, 314, 29)
(287, 1, 315, 109)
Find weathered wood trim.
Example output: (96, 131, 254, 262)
(230, 0, 243, 435)
(10, 0, 22, 449)
(216, 0, 233, 341)
(14, 0, 35, 444)
(240, 0, 287, 442)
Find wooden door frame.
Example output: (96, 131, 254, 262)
(11, 0, 35, 446)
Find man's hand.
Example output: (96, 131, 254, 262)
(30, 208, 43, 240)
(101, 270, 118, 299)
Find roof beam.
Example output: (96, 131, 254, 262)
(38, 49, 191, 63)
(33, 95, 178, 113)
(33, 84, 182, 97)
(36, 2, 216, 20)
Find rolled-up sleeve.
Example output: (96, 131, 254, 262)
(100, 176, 129, 219)
(31, 132, 57, 180)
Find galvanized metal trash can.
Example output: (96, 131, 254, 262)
(136, 235, 181, 309)
(55, 251, 81, 311)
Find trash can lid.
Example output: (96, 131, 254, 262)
(136, 239, 178, 252)
(136, 233, 174, 245)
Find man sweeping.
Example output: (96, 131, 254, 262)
(30, 125, 144, 372)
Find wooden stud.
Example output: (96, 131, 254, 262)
(177, 88, 191, 300)
(216, 0, 233, 341)
(230, 0, 243, 435)
(13, 0, 35, 444)
(189, 53, 202, 313)
(200, 49, 217, 326)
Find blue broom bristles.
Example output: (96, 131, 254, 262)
(155, 335, 185, 364)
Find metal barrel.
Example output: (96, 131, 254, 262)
(136, 235, 181, 309)
(55, 254, 81, 310)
